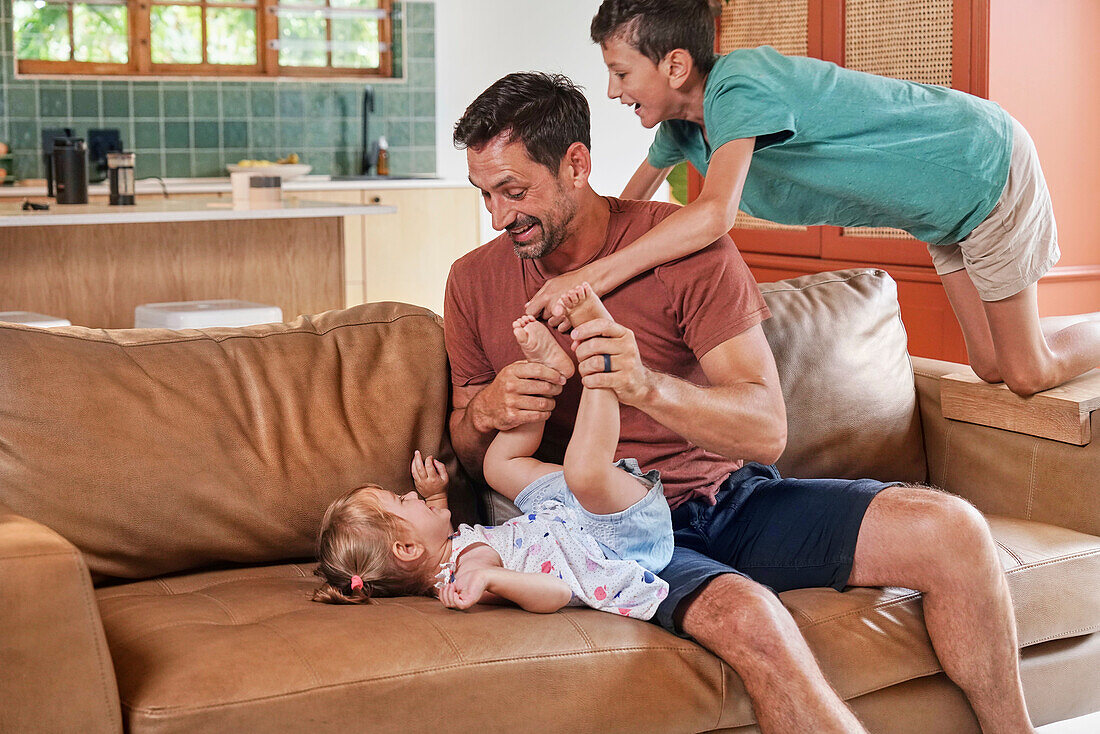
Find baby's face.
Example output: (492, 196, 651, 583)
(370, 488, 453, 545)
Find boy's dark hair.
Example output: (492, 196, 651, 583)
(453, 72, 591, 173)
(591, 0, 718, 75)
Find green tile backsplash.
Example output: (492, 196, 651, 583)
(0, 0, 435, 181)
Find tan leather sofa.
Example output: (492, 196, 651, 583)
(1, 268, 1097, 734)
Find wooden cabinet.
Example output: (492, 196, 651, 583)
(299, 186, 481, 316)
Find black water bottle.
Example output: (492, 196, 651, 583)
(52, 138, 89, 205)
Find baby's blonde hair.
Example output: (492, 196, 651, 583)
(312, 485, 436, 604)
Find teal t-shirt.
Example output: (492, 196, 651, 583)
(648, 46, 1013, 245)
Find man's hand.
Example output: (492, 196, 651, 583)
(411, 450, 449, 509)
(570, 318, 653, 407)
(524, 265, 605, 332)
(468, 360, 567, 433)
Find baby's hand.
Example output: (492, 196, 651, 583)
(438, 568, 489, 610)
(411, 450, 449, 508)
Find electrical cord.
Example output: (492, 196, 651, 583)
(136, 176, 169, 198)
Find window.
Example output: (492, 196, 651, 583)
(13, 0, 394, 78)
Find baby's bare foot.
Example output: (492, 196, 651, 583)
(557, 282, 613, 327)
(513, 315, 575, 378)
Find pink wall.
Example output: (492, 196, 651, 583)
(988, 0, 1100, 314)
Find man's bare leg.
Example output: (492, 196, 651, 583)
(679, 575, 867, 734)
(850, 486, 1035, 733)
(555, 283, 650, 515)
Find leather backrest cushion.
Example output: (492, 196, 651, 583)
(760, 269, 926, 484)
(0, 303, 456, 582)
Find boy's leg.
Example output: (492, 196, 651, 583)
(942, 272, 1100, 394)
(558, 284, 650, 515)
(982, 283, 1100, 395)
(482, 317, 574, 500)
(940, 269, 1002, 383)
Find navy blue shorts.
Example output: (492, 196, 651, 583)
(654, 462, 898, 634)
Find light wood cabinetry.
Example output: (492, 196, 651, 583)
(297, 190, 369, 308)
(299, 186, 481, 316)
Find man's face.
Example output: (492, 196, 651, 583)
(467, 135, 578, 260)
(601, 35, 672, 129)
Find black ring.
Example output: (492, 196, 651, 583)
(602, 354, 612, 373)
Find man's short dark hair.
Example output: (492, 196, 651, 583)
(591, 0, 718, 75)
(453, 72, 591, 173)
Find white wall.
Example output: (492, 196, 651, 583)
(429, 0, 665, 242)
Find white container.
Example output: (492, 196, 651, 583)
(0, 311, 72, 328)
(230, 171, 254, 205)
(134, 300, 283, 329)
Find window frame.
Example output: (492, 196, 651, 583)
(15, 0, 395, 79)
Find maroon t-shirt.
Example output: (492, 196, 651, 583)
(444, 197, 770, 509)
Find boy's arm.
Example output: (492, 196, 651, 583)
(525, 137, 755, 322)
(621, 159, 672, 201)
(441, 544, 572, 614)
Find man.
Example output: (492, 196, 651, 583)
(444, 72, 1033, 734)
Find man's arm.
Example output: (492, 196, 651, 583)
(570, 320, 787, 465)
(449, 362, 567, 478)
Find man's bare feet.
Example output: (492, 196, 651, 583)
(557, 282, 613, 327)
(513, 315, 575, 379)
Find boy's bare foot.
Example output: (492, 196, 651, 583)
(513, 315, 575, 378)
(557, 282, 613, 327)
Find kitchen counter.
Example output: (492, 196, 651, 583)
(1, 193, 383, 328)
(0, 197, 395, 227)
(0, 175, 470, 198)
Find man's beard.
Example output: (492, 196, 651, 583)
(508, 198, 577, 260)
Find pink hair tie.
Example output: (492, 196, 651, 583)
(349, 575, 364, 592)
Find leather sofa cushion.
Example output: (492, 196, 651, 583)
(0, 304, 456, 581)
(760, 269, 926, 484)
(97, 515, 1098, 734)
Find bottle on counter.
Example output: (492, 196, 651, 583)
(107, 151, 136, 205)
(375, 136, 390, 177)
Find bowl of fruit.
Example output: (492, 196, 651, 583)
(227, 154, 311, 179)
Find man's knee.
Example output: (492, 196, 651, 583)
(679, 574, 801, 663)
(904, 490, 1000, 576)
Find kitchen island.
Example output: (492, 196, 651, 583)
(0, 197, 394, 329)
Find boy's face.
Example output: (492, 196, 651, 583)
(601, 36, 673, 129)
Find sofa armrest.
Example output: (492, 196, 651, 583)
(0, 501, 122, 734)
(913, 357, 1100, 537)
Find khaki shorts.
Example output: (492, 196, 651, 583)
(928, 117, 1060, 302)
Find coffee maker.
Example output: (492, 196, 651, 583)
(41, 128, 74, 198)
(41, 128, 89, 205)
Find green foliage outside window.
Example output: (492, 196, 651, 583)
(14, 2, 74, 61)
(14, 0, 388, 75)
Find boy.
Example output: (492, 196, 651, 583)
(525, 0, 1098, 396)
